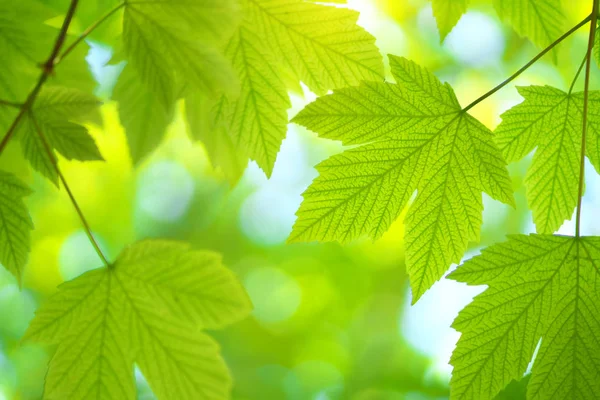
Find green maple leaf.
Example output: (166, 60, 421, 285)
(116, 0, 244, 164)
(113, 65, 175, 164)
(186, 0, 384, 180)
(122, 0, 240, 109)
(25, 240, 252, 400)
(494, 86, 600, 233)
(290, 55, 513, 302)
(0, 171, 33, 283)
(213, 23, 291, 177)
(245, 0, 383, 96)
(17, 87, 103, 184)
(493, 0, 564, 58)
(449, 235, 600, 400)
(431, 0, 469, 40)
(185, 93, 248, 184)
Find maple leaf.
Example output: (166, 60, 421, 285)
(186, 0, 384, 180)
(494, 86, 600, 233)
(0, 171, 33, 283)
(431, 0, 469, 40)
(185, 93, 248, 184)
(493, 0, 564, 60)
(290, 55, 513, 302)
(449, 235, 600, 400)
(122, 0, 240, 109)
(17, 87, 103, 184)
(25, 240, 252, 400)
(113, 65, 175, 164)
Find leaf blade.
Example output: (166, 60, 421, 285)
(495, 86, 588, 233)
(493, 0, 564, 58)
(449, 235, 600, 400)
(0, 171, 33, 282)
(113, 65, 175, 164)
(291, 56, 513, 301)
(26, 240, 251, 400)
(431, 0, 469, 41)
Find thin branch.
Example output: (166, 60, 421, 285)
(0, 86, 42, 155)
(0, 0, 111, 269)
(45, 0, 81, 71)
(0, 0, 80, 156)
(55, 2, 126, 66)
(463, 16, 591, 112)
(0, 100, 23, 108)
(575, 4, 599, 237)
(569, 54, 588, 94)
(29, 113, 111, 268)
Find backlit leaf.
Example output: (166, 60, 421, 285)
(494, 86, 600, 233)
(493, 0, 564, 59)
(17, 87, 103, 184)
(26, 240, 252, 400)
(122, 0, 240, 108)
(450, 235, 600, 400)
(113, 65, 175, 164)
(290, 56, 513, 302)
(187, 0, 385, 179)
(0, 171, 33, 283)
(431, 0, 469, 40)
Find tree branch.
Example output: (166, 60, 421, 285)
(0, 0, 112, 267)
(29, 113, 111, 268)
(568, 54, 588, 94)
(0, 100, 23, 108)
(0, 0, 80, 156)
(575, 3, 599, 237)
(55, 2, 126, 66)
(463, 16, 591, 112)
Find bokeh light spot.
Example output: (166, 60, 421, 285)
(137, 161, 195, 222)
(59, 230, 106, 281)
(284, 361, 343, 400)
(245, 267, 301, 324)
(0, 343, 16, 397)
(239, 188, 300, 246)
(400, 270, 484, 376)
(135, 366, 156, 400)
(444, 11, 505, 67)
(0, 286, 36, 338)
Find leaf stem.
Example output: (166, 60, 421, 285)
(0, 0, 80, 156)
(29, 113, 111, 268)
(575, 3, 599, 237)
(55, 2, 126, 66)
(0, 100, 23, 109)
(463, 16, 591, 112)
(0, 0, 112, 268)
(569, 54, 588, 94)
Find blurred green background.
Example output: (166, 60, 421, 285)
(1, 0, 599, 399)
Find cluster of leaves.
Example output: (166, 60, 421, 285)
(0, 1, 388, 394)
(1, 0, 599, 398)
(288, 1, 600, 400)
(432, 0, 564, 49)
(1, 0, 256, 398)
(113, 0, 384, 182)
